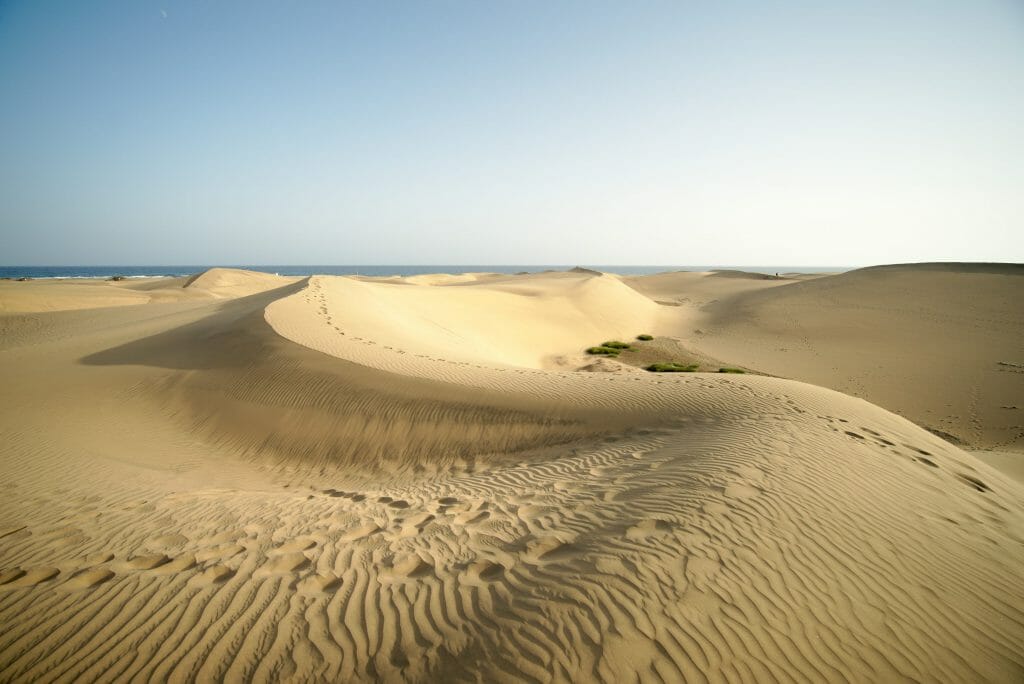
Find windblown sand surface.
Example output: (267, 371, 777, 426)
(686, 264, 1024, 453)
(0, 268, 297, 313)
(1, 265, 1023, 682)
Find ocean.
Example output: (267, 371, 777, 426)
(0, 265, 849, 280)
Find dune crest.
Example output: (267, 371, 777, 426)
(181, 267, 297, 298)
(692, 263, 1024, 451)
(266, 271, 678, 375)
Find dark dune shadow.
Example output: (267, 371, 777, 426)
(80, 280, 308, 370)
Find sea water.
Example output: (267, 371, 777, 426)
(0, 265, 848, 280)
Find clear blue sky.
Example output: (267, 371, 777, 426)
(1, 1, 1021, 266)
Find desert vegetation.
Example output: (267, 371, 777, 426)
(646, 362, 700, 373)
(585, 340, 634, 357)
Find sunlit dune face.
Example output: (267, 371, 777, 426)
(266, 272, 668, 371)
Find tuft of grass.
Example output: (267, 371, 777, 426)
(601, 340, 632, 350)
(646, 362, 699, 373)
(718, 367, 746, 373)
(586, 346, 621, 356)
(636, 334, 654, 341)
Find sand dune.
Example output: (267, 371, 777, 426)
(619, 269, 804, 309)
(1, 267, 1023, 682)
(0, 277, 156, 312)
(0, 268, 296, 313)
(689, 263, 1024, 453)
(181, 267, 297, 299)
(266, 271, 681, 374)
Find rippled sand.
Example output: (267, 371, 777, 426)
(1, 265, 1022, 682)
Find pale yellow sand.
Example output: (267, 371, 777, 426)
(973, 450, 1024, 483)
(687, 263, 1024, 452)
(265, 271, 683, 376)
(1, 266, 1022, 682)
(0, 267, 296, 312)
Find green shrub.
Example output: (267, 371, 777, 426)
(718, 367, 746, 373)
(646, 362, 699, 372)
(586, 346, 620, 356)
(636, 334, 654, 341)
(601, 340, 632, 349)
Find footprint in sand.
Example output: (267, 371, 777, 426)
(270, 539, 317, 555)
(516, 505, 557, 522)
(296, 573, 342, 595)
(199, 529, 247, 546)
(188, 565, 235, 588)
(394, 512, 435, 538)
(625, 519, 674, 540)
(147, 533, 188, 551)
(195, 543, 245, 563)
(80, 552, 114, 566)
(524, 536, 579, 563)
(462, 560, 505, 586)
(63, 567, 115, 591)
(957, 473, 990, 493)
(339, 523, 381, 542)
(149, 555, 197, 575)
(379, 555, 433, 583)
(253, 552, 310, 578)
(121, 554, 172, 571)
(0, 568, 26, 585)
(454, 510, 490, 526)
(0, 567, 60, 588)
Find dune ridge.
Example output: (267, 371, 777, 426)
(265, 272, 677, 376)
(691, 263, 1024, 452)
(1, 267, 1023, 681)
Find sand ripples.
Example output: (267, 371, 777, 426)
(2, 274, 1023, 681)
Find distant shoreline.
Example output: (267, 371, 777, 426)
(0, 265, 850, 280)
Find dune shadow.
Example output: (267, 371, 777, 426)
(80, 280, 307, 370)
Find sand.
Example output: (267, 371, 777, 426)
(1, 265, 1023, 682)
(0, 268, 297, 313)
(688, 263, 1024, 452)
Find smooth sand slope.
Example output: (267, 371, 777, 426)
(265, 271, 683, 377)
(1, 267, 1023, 682)
(686, 264, 1024, 454)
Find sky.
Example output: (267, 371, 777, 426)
(0, 1, 1021, 266)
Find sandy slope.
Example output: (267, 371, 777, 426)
(619, 269, 802, 308)
(687, 263, 1024, 453)
(266, 272, 683, 374)
(0, 268, 296, 312)
(1, 267, 1023, 682)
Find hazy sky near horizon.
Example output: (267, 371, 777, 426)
(1, 1, 1021, 266)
